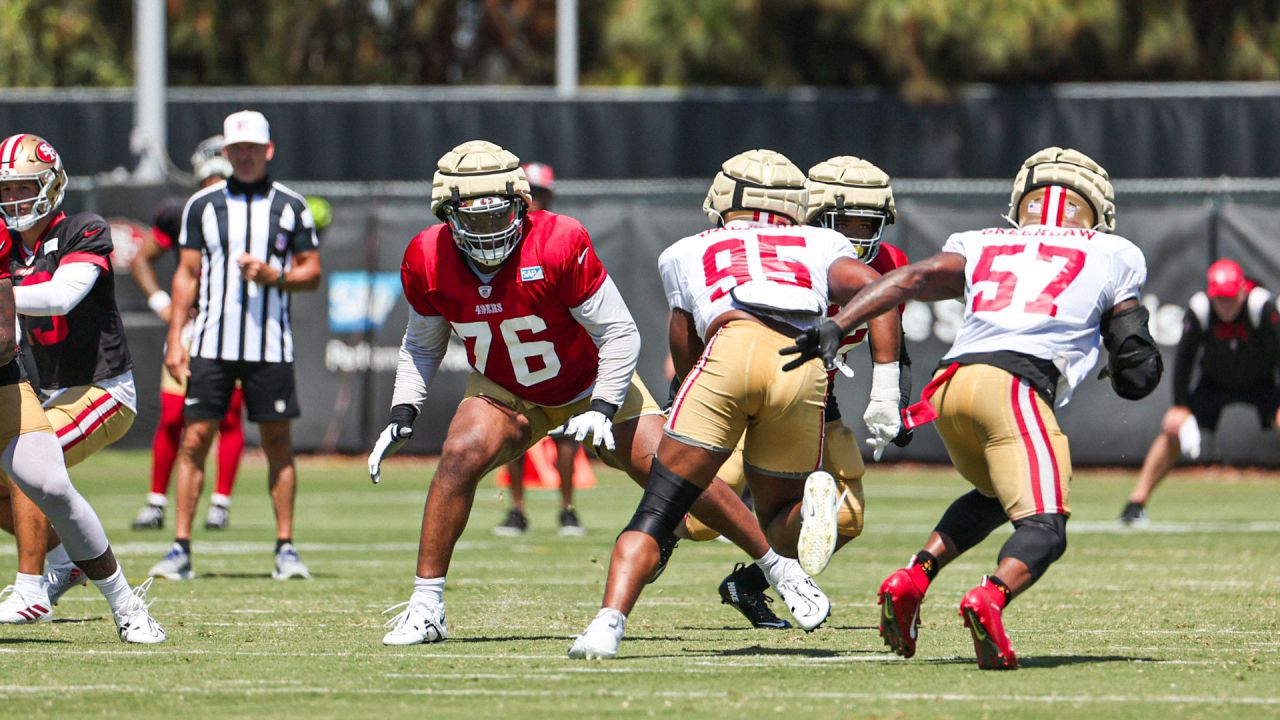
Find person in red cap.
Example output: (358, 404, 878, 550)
(493, 162, 591, 537)
(1120, 258, 1280, 526)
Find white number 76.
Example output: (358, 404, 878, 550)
(452, 315, 562, 386)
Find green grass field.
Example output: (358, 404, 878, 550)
(1, 450, 1277, 719)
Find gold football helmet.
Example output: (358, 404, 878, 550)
(0, 134, 68, 232)
(1008, 147, 1116, 232)
(805, 156, 896, 262)
(703, 149, 807, 226)
(431, 140, 532, 266)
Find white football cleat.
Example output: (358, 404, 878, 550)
(382, 595, 447, 645)
(568, 608, 626, 659)
(114, 578, 167, 644)
(272, 543, 311, 581)
(148, 543, 195, 580)
(46, 563, 88, 605)
(0, 583, 53, 624)
(797, 471, 839, 576)
(773, 560, 831, 632)
(130, 503, 166, 530)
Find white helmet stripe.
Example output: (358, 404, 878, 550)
(1040, 186, 1066, 226)
(0, 134, 24, 169)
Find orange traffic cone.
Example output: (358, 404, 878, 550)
(494, 436, 597, 489)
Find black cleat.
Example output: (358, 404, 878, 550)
(494, 509, 529, 537)
(1118, 501, 1149, 528)
(719, 563, 792, 629)
(647, 534, 679, 584)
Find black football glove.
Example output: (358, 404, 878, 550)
(780, 319, 844, 372)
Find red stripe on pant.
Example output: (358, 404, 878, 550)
(669, 330, 721, 427)
(1010, 377, 1046, 514)
(1026, 383, 1063, 512)
(60, 397, 122, 452)
(56, 392, 115, 440)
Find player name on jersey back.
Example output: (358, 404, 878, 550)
(942, 224, 1148, 403)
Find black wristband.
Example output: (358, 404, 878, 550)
(389, 403, 419, 428)
(588, 398, 619, 421)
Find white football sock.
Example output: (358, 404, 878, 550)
(15, 572, 47, 598)
(413, 576, 445, 604)
(210, 493, 231, 508)
(754, 549, 790, 587)
(92, 567, 134, 616)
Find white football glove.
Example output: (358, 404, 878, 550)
(558, 402, 617, 451)
(863, 362, 902, 461)
(368, 405, 417, 484)
(1177, 414, 1202, 461)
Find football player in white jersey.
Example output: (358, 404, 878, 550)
(683, 156, 912, 628)
(569, 149, 902, 659)
(780, 147, 1162, 669)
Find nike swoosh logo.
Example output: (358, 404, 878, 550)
(83, 227, 103, 239)
(184, 398, 199, 406)
(577, 249, 588, 264)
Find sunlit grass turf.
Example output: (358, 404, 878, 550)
(1, 450, 1276, 719)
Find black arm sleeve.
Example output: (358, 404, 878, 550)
(892, 332, 914, 446)
(1102, 304, 1163, 401)
(1172, 309, 1202, 406)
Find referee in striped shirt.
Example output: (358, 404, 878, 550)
(150, 110, 322, 582)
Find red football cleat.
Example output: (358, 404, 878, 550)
(878, 564, 930, 658)
(959, 578, 1018, 670)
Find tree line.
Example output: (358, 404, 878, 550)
(3, 1, 1277, 101)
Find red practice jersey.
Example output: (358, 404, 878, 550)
(400, 211, 610, 407)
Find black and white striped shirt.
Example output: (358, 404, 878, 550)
(180, 176, 319, 363)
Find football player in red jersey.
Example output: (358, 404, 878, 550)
(129, 135, 245, 532)
(692, 156, 916, 628)
(0, 135, 165, 642)
(494, 161, 590, 538)
(370, 140, 821, 646)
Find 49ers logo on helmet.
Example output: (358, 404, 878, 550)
(35, 142, 56, 164)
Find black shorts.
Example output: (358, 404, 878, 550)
(1188, 382, 1280, 431)
(185, 358, 300, 423)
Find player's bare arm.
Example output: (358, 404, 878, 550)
(829, 257, 901, 365)
(831, 252, 966, 335)
(165, 247, 202, 380)
(667, 308, 703, 380)
(782, 252, 962, 371)
(130, 234, 173, 322)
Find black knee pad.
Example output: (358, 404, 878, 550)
(999, 513, 1068, 582)
(622, 458, 705, 541)
(934, 490, 1008, 554)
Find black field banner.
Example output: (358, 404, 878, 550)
(6, 85, 1280, 181)
(91, 185, 1280, 466)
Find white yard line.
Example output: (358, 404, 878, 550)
(0, 683, 1274, 705)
